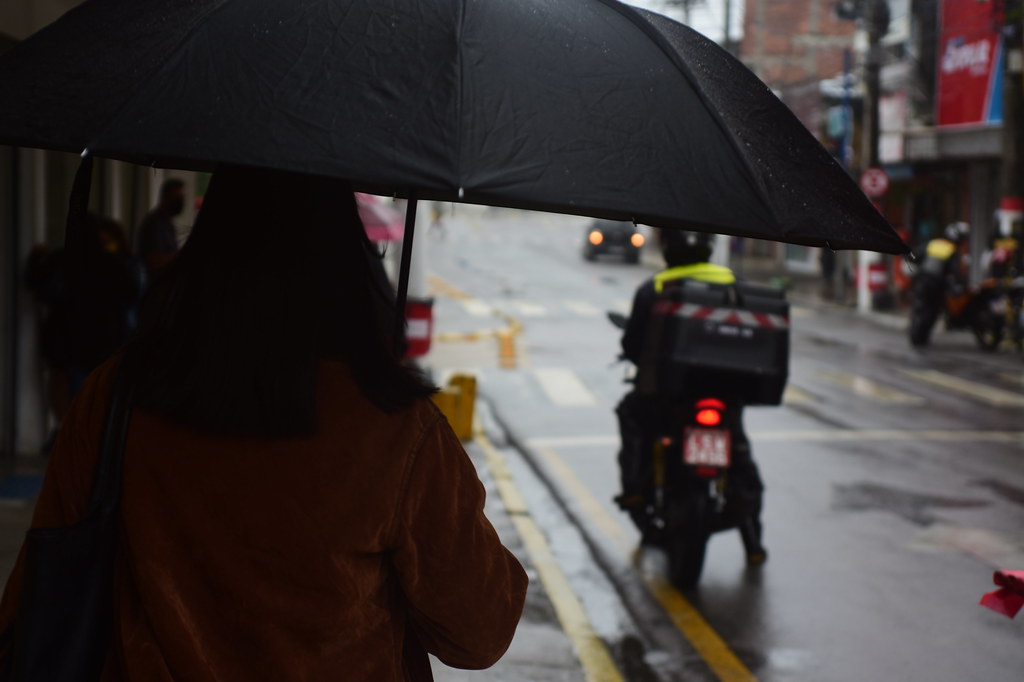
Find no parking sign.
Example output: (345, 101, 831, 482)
(859, 167, 889, 198)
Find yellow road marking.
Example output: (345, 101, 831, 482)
(531, 445, 756, 681)
(428, 273, 524, 369)
(999, 371, 1024, 387)
(534, 446, 634, 557)
(475, 432, 625, 682)
(427, 273, 472, 300)
(644, 576, 757, 682)
(902, 369, 1024, 407)
(816, 370, 925, 405)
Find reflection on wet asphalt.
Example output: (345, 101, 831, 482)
(832, 481, 989, 525)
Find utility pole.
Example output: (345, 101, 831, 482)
(664, 0, 696, 24)
(723, 0, 733, 54)
(835, 0, 890, 310)
(860, 0, 887, 169)
(998, 3, 1024, 240)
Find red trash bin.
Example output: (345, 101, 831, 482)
(404, 297, 434, 358)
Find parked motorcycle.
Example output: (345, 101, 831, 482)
(609, 305, 778, 589)
(995, 276, 1024, 354)
(909, 277, 1006, 350)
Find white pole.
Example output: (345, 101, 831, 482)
(857, 250, 872, 312)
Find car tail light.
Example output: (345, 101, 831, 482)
(630, 233, 645, 247)
(694, 397, 725, 426)
(588, 230, 604, 245)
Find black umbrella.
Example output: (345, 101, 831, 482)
(0, 0, 905, 256)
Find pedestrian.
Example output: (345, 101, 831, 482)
(96, 215, 147, 333)
(136, 177, 185, 281)
(908, 221, 970, 347)
(0, 165, 527, 680)
(24, 212, 140, 452)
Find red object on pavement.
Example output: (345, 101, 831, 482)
(980, 570, 1024, 618)
(356, 192, 404, 242)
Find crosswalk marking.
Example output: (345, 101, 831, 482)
(439, 360, 1022, 412)
(563, 300, 602, 316)
(508, 300, 548, 316)
(533, 368, 598, 406)
(817, 370, 925, 405)
(902, 370, 1024, 407)
(458, 299, 494, 317)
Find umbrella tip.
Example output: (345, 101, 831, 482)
(458, 187, 465, 199)
(80, 148, 90, 159)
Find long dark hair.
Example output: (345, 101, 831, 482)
(125, 165, 435, 438)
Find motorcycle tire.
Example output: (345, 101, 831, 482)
(971, 309, 1003, 351)
(666, 498, 712, 590)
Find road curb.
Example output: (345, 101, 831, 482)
(476, 391, 726, 682)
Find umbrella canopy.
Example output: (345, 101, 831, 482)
(356, 193, 404, 242)
(0, 0, 906, 253)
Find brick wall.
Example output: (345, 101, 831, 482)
(741, 0, 855, 86)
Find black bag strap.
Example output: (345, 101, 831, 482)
(87, 356, 135, 517)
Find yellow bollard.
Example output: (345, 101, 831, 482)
(430, 374, 476, 441)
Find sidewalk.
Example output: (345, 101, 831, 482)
(431, 434, 591, 681)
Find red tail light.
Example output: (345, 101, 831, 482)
(694, 398, 726, 426)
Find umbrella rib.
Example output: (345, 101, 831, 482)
(592, 0, 772, 225)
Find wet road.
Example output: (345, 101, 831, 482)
(420, 205, 1024, 681)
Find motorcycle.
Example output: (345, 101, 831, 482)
(909, 276, 1006, 350)
(608, 311, 766, 589)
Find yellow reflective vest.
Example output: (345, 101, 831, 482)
(653, 263, 736, 293)
(924, 238, 957, 261)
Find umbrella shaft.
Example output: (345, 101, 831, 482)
(394, 195, 417, 355)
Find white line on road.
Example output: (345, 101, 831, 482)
(817, 370, 926, 405)
(902, 370, 1024, 407)
(533, 368, 598, 407)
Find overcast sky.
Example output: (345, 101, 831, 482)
(627, 0, 744, 44)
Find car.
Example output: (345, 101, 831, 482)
(582, 219, 644, 263)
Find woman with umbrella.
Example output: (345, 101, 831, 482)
(0, 165, 527, 680)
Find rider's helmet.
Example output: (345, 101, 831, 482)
(943, 221, 970, 244)
(660, 229, 714, 266)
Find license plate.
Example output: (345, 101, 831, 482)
(683, 427, 731, 467)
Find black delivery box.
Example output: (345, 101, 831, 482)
(639, 280, 790, 405)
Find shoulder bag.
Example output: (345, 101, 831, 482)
(1, 357, 134, 681)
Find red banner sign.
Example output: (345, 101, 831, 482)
(937, 0, 1003, 126)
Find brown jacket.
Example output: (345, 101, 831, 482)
(0, 359, 527, 680)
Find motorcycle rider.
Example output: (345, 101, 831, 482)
(909, 221, 969, 347)
(615, 229, 766, 564)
